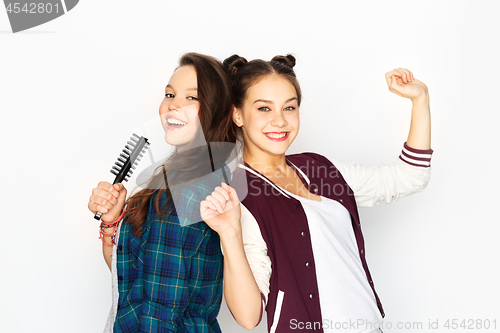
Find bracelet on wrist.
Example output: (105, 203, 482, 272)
(97, 206, 135, 246)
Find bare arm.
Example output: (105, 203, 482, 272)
(101, 235, 113, 270)
(385, 68, 431, 150)
(220, 229, 263, 329)
(88, 182, 127, 271)
(406, 94, 431, 150)
(327, 70, 432, 207)
(201, 183, 262, 329)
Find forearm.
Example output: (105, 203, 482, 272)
(406, 93, 431, 150)
(102, 233, 112, 271)
(220, 230, 263, 330)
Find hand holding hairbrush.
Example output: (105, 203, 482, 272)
(93, 133, 150, 220)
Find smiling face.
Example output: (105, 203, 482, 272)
(159, 65, 201, 149)
(233, 75, 300, 159)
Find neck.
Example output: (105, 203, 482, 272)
(242, 145, 288, 178)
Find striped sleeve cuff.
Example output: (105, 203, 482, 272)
(399, 142, 433, 167)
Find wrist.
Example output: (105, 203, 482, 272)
(101, 207, 126, 224)
(219, 225, 243, 244)
(220, 230, 245, 257)
(99, 209, 126, 247)
(100, 230, 113, 237)
(411, 93, 429, 106)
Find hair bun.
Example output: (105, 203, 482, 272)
(223, 54, 248, 75)
(271, 54, 296, 68)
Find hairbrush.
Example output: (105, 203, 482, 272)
(94, 133, 150, 220)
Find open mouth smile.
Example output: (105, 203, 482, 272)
(166, 116, 187, 129)
(264, 132, 289, 142)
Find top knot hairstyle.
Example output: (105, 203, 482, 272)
(270, 54, 296, 68)
(224, 54, 248, 76)
(223, 54, 301, 109)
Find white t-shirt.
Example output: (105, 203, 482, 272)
(283, 189, 382, 333)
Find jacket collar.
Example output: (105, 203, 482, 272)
(237, 157, 311, 199)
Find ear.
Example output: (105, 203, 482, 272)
(232, 106, 243, 127)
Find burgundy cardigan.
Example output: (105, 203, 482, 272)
(234, 152, 384, 332)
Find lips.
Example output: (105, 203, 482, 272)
(264, 132, 289, 142)
(165, 115, 187, 130)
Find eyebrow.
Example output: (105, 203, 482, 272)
(165, 84, 198, 91)
(253, 97, 297, 104)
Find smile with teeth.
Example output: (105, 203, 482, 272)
(264, 132, 289, 141)
(167, 118, 187, 126)
(266, 133, 287, 138)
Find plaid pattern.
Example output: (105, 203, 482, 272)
(170, 167, 229, 227)
(114, 169, 226, 333)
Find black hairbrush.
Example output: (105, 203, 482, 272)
(94, 133, 150, 220)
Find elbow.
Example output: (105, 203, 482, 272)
(238, 317, 260, 330)
(232, 304, 261, 330)
(230, 299, 263, 330)
(415, 171, 432, 192)
(225, 285, 264, 329)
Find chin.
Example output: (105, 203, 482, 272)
(269, 150, 288, 156)
(262, 146, 289, 156)
(164, 134, 187, 147)
(262, 140, 293, 156)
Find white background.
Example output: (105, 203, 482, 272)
(1, 1, 499, 332)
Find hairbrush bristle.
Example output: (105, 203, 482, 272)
(96, 133, 150, 220)
(108, 133, 150, 183)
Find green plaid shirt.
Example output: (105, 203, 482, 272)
(114, 170, 225, 332)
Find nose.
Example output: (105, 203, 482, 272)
(168, 96, 182, 112)
(270, 110, 287, 127)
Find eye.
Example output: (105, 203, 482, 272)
(165, 93, 174, 98)
(284, 106, 296, 111)
(258, 106, 270, 112)
(187, 96, 198, 101)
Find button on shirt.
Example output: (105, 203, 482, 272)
(236, 142, 433, 332)
(113, 194, 223, 332)
(109, 168, 227, 333)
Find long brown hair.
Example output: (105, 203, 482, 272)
(123, 53, 236, 237)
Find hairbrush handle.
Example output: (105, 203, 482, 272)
(94, 133, 150, 220)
